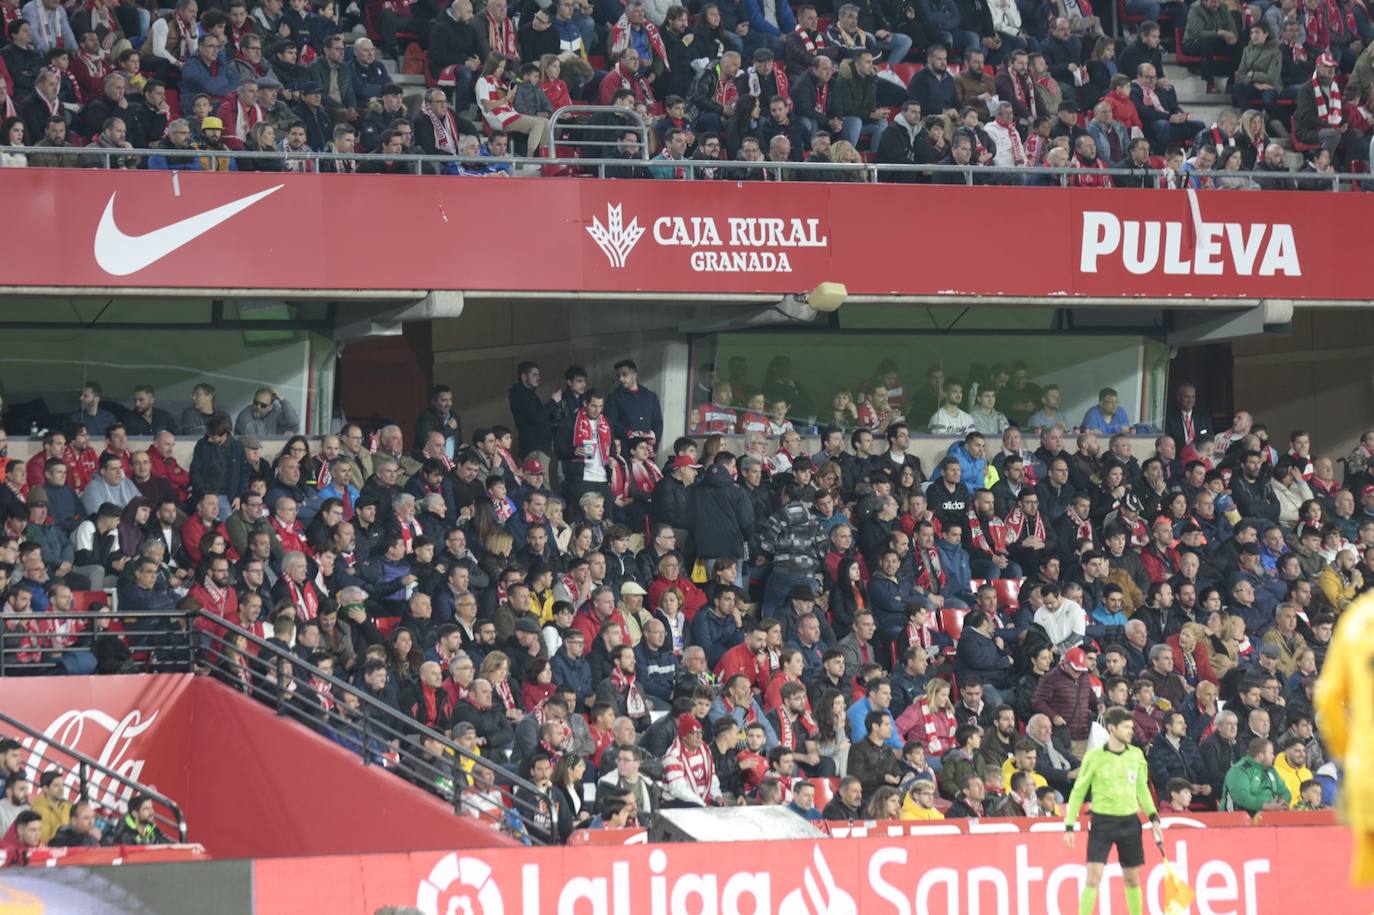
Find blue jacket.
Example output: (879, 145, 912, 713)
(148, 151, 202, 170)
(551, 648, 594, 709)
(603, 384, 664, 449)
(741, 0, 796, 36)
(847, 696, 902, 748)
(953, 627, 1013, 689)
(635, 640, 678, 702)
(935, 539, 974, 601)
(869, 574, 912, 638)
(692, 607, 743, 668)
(180, 55, 240, 102)
(709, 695, 778, 748)
(946, 441, 987, 492)
(917, 0, 961, 30)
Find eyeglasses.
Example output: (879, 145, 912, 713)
(254, 400, 272, 408)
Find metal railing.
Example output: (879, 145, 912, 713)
(0, 706, 188, 844)
(544, 105, 651, 172)
(1, 143, 1365, 189)
(0, 607, 556, 844)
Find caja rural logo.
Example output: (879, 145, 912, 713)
(586, 202, 828, 274)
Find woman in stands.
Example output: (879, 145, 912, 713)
(480, 650, 525, 723)
(386, 626, 424, 686)
(828, 557, 869, 641)
(275, 435, 311, 471)
(867, 785, 903, 820)
(1, 118, 26, 167)
(238, 122, 284, 172)
(725, 95, 763, 158)
(815, 689, 852, 778)
(521, 658, 557, 711)
(551, 753, 591, 842)
(116, 498, 153, 560)
(476, 54, 548, 159)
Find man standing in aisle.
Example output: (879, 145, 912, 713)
(1064, 706, 1163, 915)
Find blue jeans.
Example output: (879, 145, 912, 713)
(762, 569, 816, 617)
(841, 116, 887, 151)
(969, 559, 1024, 581)
(880, 32, 914, 63)
(1126, 0, 1160, 19)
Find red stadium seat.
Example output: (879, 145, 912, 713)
(812, 776, 839, 810)
(70, 590, 109, 612)
(939, 608, 968, 641)
(1174, 27, 1200, 67)
(1290, 116, 1320, 153)
(993, 578, 1022, 609)
(374, 616, 400, 640)
(887, 63, 921, 85)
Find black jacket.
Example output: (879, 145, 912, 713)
(289, 99, 333, 152)
(508, 381, 550, 457)
(689, 465, 755, 559)
(428, 11, 483, 80)
(451, 699, 515, 750)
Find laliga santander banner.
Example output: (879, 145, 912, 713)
(0, 675, 195, 817)
(1, 169, 1369, 299)
(254, 824, 1374, 915)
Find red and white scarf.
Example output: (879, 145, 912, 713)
(793, 24, 827, 54)
(1006, 66, 1037, 118)
(234, 99, 262, 140)
(748, 66, 789, 108)
(1065, 506, 1093, 544)
(966, 509, 1009, 556)
(170, 11, 196, 61)
(914, 545, 945, 593)
(1284, 32, 1308, 63)
(611, 665, 649, 717)
(286, 578, 319, 621)
(270, 514, 310, 556)
(1313, 72, 1342, 125)
(493, 677, 517, 713)
(421, 100, 458, 154)
(1135, 79, 1168, 113)
(610, 13, 669, 68)
(572, 407, 611, 465)
(714, 64, 739, 108)
(485, 11, 517, 58)
(199, 576, 233, 617)
(775, 706, 817, 751)
(1004, 507, 1046, 543)
(663, 737, 716, 802)
(311, 676, 335, 714)
(395, 514, 422, 553)
(32, 4, 65, 49)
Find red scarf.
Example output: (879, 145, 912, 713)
(235, 49, 270, 78)
(395, 515, 421, 553)
(32, 4, 65, 49)
(1007, 66, 1037, 117)
(172, 12, 197, 61)
(664, 737, 716, 801)
(1004, 507, 1045, 543)
(235, 99, 262, 138)
(775, 706, 817, 750)
(493, 677, 517, 713)
(793, 24, 827, 53)
(485, 11, 517, 58)
(421, 100, 457, 154)
(611, 13, 668, 68)
(1284, 32, 1309, 63)
(1124, 514, 1148, 550)
(287, 578, 319, 621)
(572, 407, 611, 465)
(966, 509, 1008, 556)
(906, 619, 936, 654)
(1313, 72, 1342, 125)
(748, 66, 789, 108)
(914, 545, 945, 592)
(312, 676, 335, 714)
(1065, 506, 1093, 544)
(611, 665, 649, 717)
(714, 64, 738, 108)
(722, 693, 759, 727)
(270, 514, 310, 556)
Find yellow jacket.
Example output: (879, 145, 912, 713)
(1002, 757, 1048, 791)
(901, 797, 946, 820)
(29, 795, 70, 843)
(1315, 592, 1374, 884)
(1272, 753, 1312, 809)
(1316, 565, 1360, 613)
(1260, 628, 1308, 679)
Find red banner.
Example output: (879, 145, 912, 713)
(0, 674, 196, 817)
(3, 170, 1368, 299)
(254, 822, 1374, 915)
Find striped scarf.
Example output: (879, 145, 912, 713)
(793, 25, 827, 53)
(1313, 73, 1342, 126)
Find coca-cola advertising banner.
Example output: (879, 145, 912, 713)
(0, 675, 194, 818)
(254, 824, 1374, 915)
(1, 170, 1365, 299)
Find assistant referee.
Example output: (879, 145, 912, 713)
(1063, 706, 1164, 915)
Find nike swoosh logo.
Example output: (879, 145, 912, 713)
(93, 184, 285, 276)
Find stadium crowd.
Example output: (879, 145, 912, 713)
(0, 0, 1370, 181)
(0, 357, 1353, 843)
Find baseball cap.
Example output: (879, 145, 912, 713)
(300, 81, 324, 95)
(522, 458, 544, 474)
(1318, 51, 1338, 67)
(1064, 646, 1090, 672)
(672, 455, 702, 470)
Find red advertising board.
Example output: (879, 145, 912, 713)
(254, 823, 1374, 915)
(2, 170, 1367, 299)
(0, 674, 196, 815)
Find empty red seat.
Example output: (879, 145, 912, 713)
(939, 608, 968, 641)
(70, 591, 109, 612)
(993, 578, 1023, 609)
(887, 63, 921, 85)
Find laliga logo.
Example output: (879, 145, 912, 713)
(780, 846, 858, 915)
(417, 854, 505, 915)
(586, 204, 646, 269)
(26, 709, 159, 811)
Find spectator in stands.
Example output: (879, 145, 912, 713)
(48, 799, 102, 847)
(182, 33, 239, 105)
(80, 452, 139, 514)
(109, 794, 170, 845)
(1133, 61, 1203, 153)
(835, 50, 888, 150)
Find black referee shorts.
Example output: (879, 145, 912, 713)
(1085, 813, 1145, 868)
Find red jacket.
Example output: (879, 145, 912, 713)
(1032, 665, 1100, 741)
(895, 696, 958, 756)
(1166, 633, 1218, 686)
(148, 450, 190, 502)
(715, 641, 769, 694)
(190, 581, 239, 635)
(647, 575, 707, 621)
(1139, 543, 1180, 584)
(182, 514, 238, 566)
(1104, 90, 1143, 131)
(216, 92, 264, 139)
(570, 606, 629, 647)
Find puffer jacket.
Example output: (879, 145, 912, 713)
(688, 465, 755, 559)
(756, 502, 828, 576)
(1032, 664, 1099, 741)
(895, 696, 958, 756)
